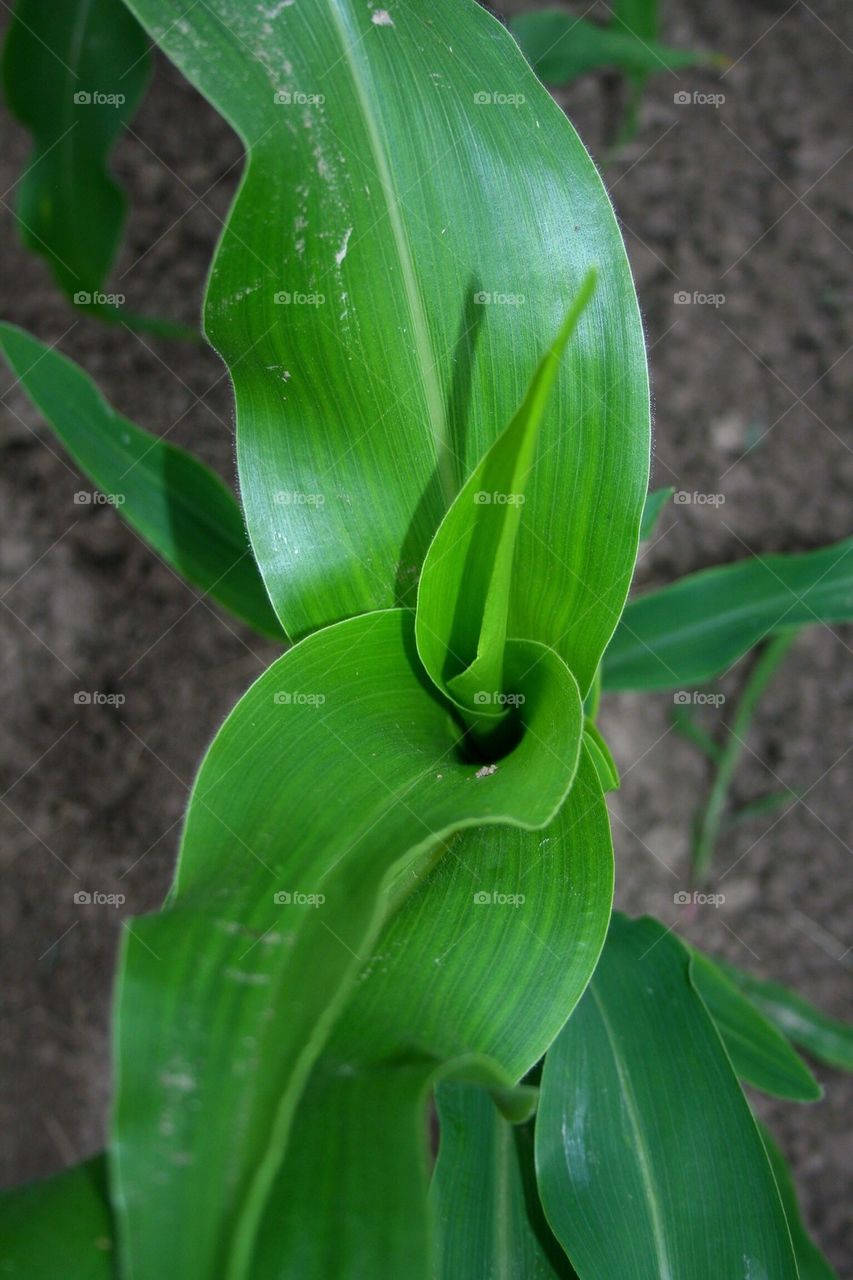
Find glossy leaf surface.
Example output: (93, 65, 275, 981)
(122, 0, 650, 682)
(111, 609, 606, 1278)
(432, 1082, 561, 1280)
(251, 743, 610, 1279)
(536, 914, 797, 1279)
(416, 272, 597, 729)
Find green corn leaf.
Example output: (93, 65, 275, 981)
(639, 486, 673, 540)
(670, 703, 723, 761)
(111, 609, 600, 1278)
(719, 960, 853, 1073)
(724, 788, 801, 830)
(250, 1056, 536, 1280)
(120, 0, 649, 685)
(0, 1156, 113, 1277)
(0, 324, 283, 640)
(583, 720, 620, 791)
(331, 743, 610, 1088)
(603, 537, 853, 690)
(690, 948, 821, 1101)
(431, 1083, 562, 1279)
(416, 272, 597, 734)
(3, 0, 150, 304)
(248, 741, 611, 1280)
(614, 0, 658, 41)
(536, 914, 798, 1279)
(758, 1123, 839, 1280)
(691, 628, 797, 881)
(510, 11, 711, 86)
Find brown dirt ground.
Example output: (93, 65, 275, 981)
(1, 0, 851, 1270)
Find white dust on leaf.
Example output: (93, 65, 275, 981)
(335, 226, 353, 266)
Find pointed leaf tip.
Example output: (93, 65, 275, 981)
(416, 272, 598, 740)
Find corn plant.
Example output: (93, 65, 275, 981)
(2, 1, 852, 1277)
(3, 0, 192, 337)
(510, 1, 724, 144)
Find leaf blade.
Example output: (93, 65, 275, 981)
(121, 0, 650, 680)
(432, 1082, 562, 1280)
(719, 960, 853, 1073)
(536, 914, 798, 1279)
(110, 609, 588, 1278)
(603, 538, 853, 690)
(416, 271, 598, 729)
(0, 323, 283, 639)
(510, 11, 711, 85)
(0, 1157, 114, 1278)
(690, 948, 821, 1101)
(3, 0, 150, 301)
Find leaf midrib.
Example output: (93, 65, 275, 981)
(590, 985, 674, 1280)
(324, 0, 456, 507)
